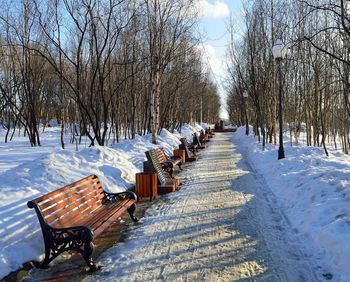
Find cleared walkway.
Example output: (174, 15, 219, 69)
(84, 133, 317, 281)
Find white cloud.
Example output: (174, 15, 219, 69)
(197, 44, 226, 77)
(196, 0, 230, 19)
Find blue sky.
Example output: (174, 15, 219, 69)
(196, 0, 243, 118)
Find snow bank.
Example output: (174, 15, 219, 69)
(0, 124, 203, 279)
(111, 129, 181, 171)
(176, 123, 203, 141)
(235, 127, 350, 281)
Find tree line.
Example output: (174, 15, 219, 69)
(0, 0, 220, 147)
(227, 0, 350, 156)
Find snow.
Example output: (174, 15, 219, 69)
(3, 122, 350, 280)
(176, 123, 204, 141)
(0, 124, 201, 279)
(235, 126, 350, 281)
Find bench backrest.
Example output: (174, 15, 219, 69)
(27, 175, 105, 227)
(193, 133, 202, 146)
(145, 150, 168, 185)
(179, 144, 190, 158)
(180, 137, 189, 147)
(154, 148, 168, 164)
(179, 138, 191, 158)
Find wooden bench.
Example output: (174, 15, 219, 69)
(201, 132, 209, 142)
(200, 129, 210, 143)
(179, 138, 197, 162)
(154, 148, 182, 178)
(27, 175, 138, 271)
(193, 133, 206, 149)
(180, 137, 197, 154)
(145, 150, 180, 193)
(206, 127, 215, 137)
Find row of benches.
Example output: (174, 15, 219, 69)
(27, 130, 214, 271)
(138, 131, 214, 197)
(141, 137, 199, 195)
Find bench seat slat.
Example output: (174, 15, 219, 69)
(33, 175, 97, 204)
(41, 184, 104, 217)
(38, 178, 101, 210)
(52, 198, 133, 232)
(81, 199, 133, 232)
(58, 197, 107, 227)
(45, 190, 105, 225)
(42, 185, 104, 216)
(92, 201, 133, 237)
(48, 193, 105, 226)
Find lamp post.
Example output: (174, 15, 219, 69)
(272, 39, 286, 160)
(243, 91, 249, 136)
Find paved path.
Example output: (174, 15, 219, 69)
(85, 133, 318, 282)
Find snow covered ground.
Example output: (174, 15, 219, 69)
(235, 127, 350, 281)
(0, 124, 204, 279)
(2, 123, 350, 281)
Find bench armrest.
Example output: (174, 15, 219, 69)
(50, 225, 94, 241)
(104, 190, 138, 202)
(161, 160, 173, 168)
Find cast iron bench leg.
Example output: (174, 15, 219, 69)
(127, 203, 138, 222)
(169, 167, 174, 178)
(83, 241, 100, 271)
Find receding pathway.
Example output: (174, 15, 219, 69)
(82, 133, 318, 282)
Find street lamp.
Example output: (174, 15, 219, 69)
(243, 91, 249, 136)
(272, 39, 286, 160)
